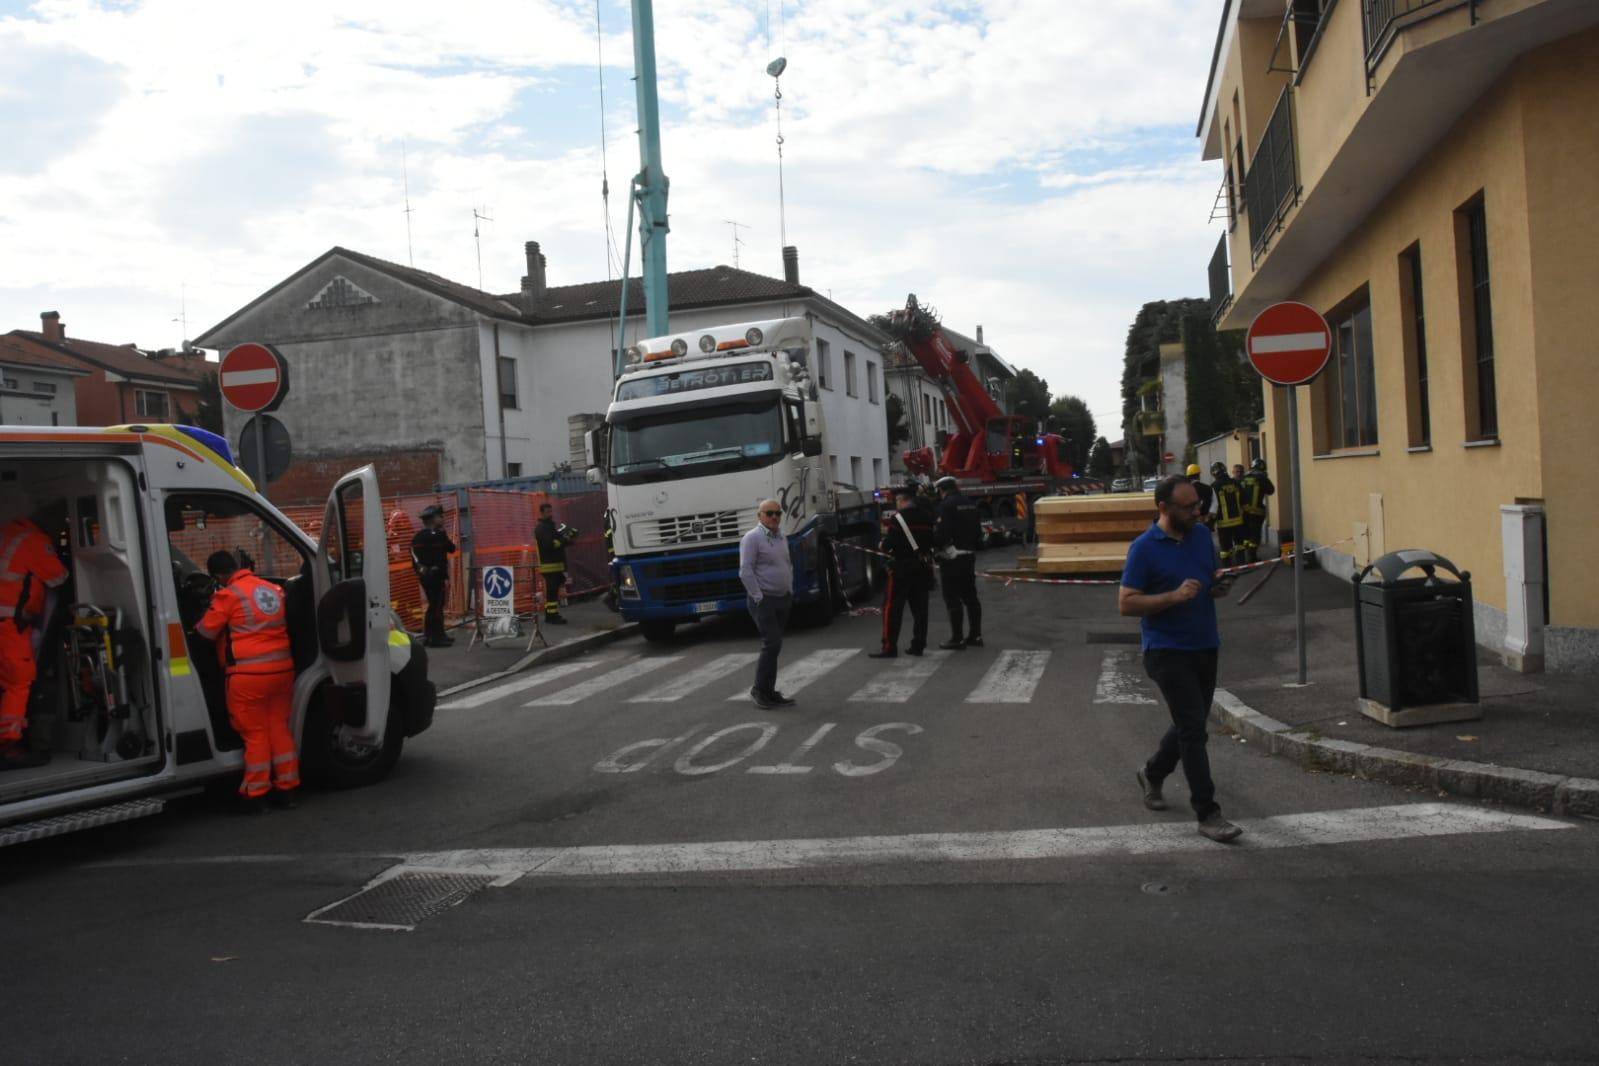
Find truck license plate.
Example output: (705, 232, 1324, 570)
(693, 601, 720, 615)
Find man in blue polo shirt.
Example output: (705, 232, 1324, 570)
(1119, 474, 1242, 843)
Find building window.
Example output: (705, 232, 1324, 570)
(507, 462, 522, 478)
(872, 458, 884, 486)
(844, 351, 858, 397)
(1315, 288, 1378, 451)
(867, 360, 879, 404)
(828, 454, 838, 484)
(1290, 0, 1331, 68)
(33, 381, 57, 395)
(1457, 198, 1497, 440)
(51, 412, 60, 426)
(135, 389, 170, 420)
(1, 377, 16, 391)
(497, 356, 518, 410)
(849, 456, 863, 487)
(816, 339, 832, 390)
(1398, 244, 1431, 447)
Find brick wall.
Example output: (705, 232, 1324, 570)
(262, 447, 444, 505)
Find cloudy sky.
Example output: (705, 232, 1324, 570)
(0, 0, 1224, 438)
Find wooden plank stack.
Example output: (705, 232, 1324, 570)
(1034, 494, 1155, 575)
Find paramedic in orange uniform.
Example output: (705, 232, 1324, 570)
(195, 550, 300, 811)
(0, 511, 70, 771)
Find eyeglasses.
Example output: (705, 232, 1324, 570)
(761, 510, 782, 517)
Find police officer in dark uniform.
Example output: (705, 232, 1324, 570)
(932, 475, 983, 649)
(410, 504, 456, 647)
(871, 485, 935, 658)
(535, 501, 576, 625)
(1210, 462, 1244, 566)
(1239, 458, 1275, 565)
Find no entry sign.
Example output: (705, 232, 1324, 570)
(219, 343, 289, 412)
(1246, 302, 1332, 387)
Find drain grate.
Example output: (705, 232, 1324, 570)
(305, 871, 495, 931)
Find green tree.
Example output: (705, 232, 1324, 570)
(1087, 436, 1114, 478)
(1047, 394, 1096, 471)
(193, 368, 224, 434)
(1010, 367, 1051, 422)
(884, 392, 910, 451)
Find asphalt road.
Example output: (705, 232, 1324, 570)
(4, 572, 1597, 1065)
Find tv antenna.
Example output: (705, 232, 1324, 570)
(170, 281, 187, 345)
(724, 219, 749, 268)
(402, 140, 416, 266)
(472, 204, 494, 290)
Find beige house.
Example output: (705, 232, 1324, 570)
(1200, 0, 1599, 671)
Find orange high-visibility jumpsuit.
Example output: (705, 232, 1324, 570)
(0, 518, 70, 746)
(196, 569, 299, 798)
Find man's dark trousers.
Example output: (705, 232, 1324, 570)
(938, 554, 981, 641)
(751, 593, 792, 696)
(1142, 647, 1220, 820)
(882, 567, 930, 653)
(420, 570, 448, 643)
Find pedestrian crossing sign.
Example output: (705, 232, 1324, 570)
(483, 566, 515, 617)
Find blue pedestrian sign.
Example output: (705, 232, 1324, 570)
(482, 565, 515, 617)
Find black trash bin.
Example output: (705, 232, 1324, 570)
(1353, 550, 1479, 715)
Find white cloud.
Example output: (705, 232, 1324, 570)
(0, 0, 1224, 443)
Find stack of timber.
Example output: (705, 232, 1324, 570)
(1035, 494, 1154, 575)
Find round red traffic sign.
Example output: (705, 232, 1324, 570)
(1246, 302, 1332, 386)
(219, 343, 288, 412)
(1162, 452, 1176, 463)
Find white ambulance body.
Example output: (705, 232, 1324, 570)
(0, 424, 435, 845)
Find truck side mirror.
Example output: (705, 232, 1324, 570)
(586, 467, 602, 485)
(802, 437, 823, 458)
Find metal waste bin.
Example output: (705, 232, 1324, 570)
(1353, 550, 1479, 713)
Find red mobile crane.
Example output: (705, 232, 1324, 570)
(888, 295, 1083, 527)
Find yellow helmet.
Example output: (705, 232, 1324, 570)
(1185, 464, 1201, 477)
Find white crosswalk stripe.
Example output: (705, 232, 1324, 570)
(528, 656, 682, 706)
(965, 649, 1051, 704)
(437, 660, 605, 711)
(1093, 649, 1156, 705)
(728, 648, 860, 701)
(847, 650, 952, 703)
(628, 652, 760, 702)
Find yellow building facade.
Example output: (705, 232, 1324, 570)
(1200, 0, 1599, 671)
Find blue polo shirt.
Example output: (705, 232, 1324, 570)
(1121, 520, 1221, 652)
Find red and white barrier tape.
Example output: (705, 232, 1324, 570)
(980, 537, 1357, 588)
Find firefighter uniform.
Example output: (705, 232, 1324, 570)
(535, 511, 574, 623)
(196, 559, 299, 804)
(874, 490, 935, 658)
(933, 480, 983, 648)
(1211, 465, 1245, 566)
(0, 517, 70, 765)
(410, 507, 457, 647)
(1240, 462, 1275, 565)
(1186, 464, 1214, 525)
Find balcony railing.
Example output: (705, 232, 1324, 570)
(1136, 410, 1165, 437)
(1364, 1, 1476, 69)
(1244, 87, 1299, 261)
(1208, 234, 1232, 321)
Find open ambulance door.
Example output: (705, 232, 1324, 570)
(314, 466, 390, 745)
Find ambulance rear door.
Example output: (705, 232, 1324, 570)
(313, 466, 390, 744)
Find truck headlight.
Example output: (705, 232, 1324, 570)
(619, 564, 639, 599)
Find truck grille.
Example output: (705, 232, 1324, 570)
(654, 577, 747, 605)
(630, 508, 755, 548)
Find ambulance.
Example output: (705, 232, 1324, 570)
(0, 424, 435, 846)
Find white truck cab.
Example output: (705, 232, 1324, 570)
(0, 424, 435, 846)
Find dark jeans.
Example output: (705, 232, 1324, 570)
(543, 570, 565, 616)
(882, 565, 930, 653)
(938, 554, 982, 641)
(419, 570, 448, 642)
(750, 593, 792, 696)
(1143, 647, 1221, 820)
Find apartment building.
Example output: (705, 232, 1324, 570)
(1200, 0, 1599, 671)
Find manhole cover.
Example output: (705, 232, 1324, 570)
(305, 871, 494, 931)
(1140, 881, 1172, 896)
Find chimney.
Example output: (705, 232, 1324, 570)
(976, 325, 984, 345)
(520, 240, 547, 313)
(782, 245, 799, 285)
(40, 311, 64, 342)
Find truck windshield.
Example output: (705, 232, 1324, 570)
(610, 397, 783, 484)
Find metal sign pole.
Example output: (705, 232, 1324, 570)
(1287, 384, 1307, 685)
(252, 414, 267, 490)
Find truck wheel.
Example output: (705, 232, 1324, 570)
(798, 542, 841, 626)
(300, 683, 404, 790)
(641, 620, 677, 643)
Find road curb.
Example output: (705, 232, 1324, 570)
(435, 623, 641, 699)
(1210, 688, 1599, 820)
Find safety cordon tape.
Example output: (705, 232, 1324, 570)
(979, 537, 1358, 588)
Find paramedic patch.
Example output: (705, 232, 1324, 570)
(253, 585, 283, 614)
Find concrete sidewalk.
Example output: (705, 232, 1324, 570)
(1212, 561, 1599, 818)
(417, 596, 636, 695)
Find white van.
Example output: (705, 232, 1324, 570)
(0, 424, 435, 846)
